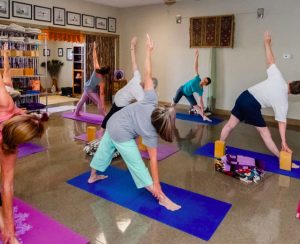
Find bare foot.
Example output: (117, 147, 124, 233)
(158, 196, 181, 211)
(203, 116, 212, 122)
(292, 163, 300, 169)
(88, 175, 108, 184)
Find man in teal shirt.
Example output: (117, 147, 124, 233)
(172, 50, 212, 121)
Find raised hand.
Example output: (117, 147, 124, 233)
(264, 31, 272, 45)
(146, 34, 154, 51)
(131, 36, 137, 49)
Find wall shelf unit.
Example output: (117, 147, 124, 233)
(0, 24, 47, 111)
(72, 44, 85, 96)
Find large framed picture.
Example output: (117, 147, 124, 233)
(34, 5, 51, 22)
(0, 0, 10, 19)
(67, 11, 81, 26)
(53, 7, 65, 26)
(108, 17, 116, 33)
(12, 1, 32, 20)
(96, 17, 107, 30)
(82, 14, 94, 28)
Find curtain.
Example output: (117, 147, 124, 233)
(86, 35, 117, 101)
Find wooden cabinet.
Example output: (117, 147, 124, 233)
(112, 79, 127, 95)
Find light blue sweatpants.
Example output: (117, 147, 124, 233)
(90, 131, 153, 188)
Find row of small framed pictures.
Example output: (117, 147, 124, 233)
(43, 48, 73, 61)
(0, 1, 116, 32)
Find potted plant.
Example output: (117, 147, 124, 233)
(41, 60, 64, 92)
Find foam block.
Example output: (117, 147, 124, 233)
(87, 126, 97, 142)
(137, 136, 147, 151)
(214, 140, 225, 158)
(279, 151, 292, 171)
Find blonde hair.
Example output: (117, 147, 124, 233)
(151, 105, 175, 142)
(1, 114, 45, 154)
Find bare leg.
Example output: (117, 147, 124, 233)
(256, 127, 280, 157)
(86, 92, 105, 116)
(220, 114, 240, 141)
(146, 185, 181, 211)
(88, 168, 108, 184)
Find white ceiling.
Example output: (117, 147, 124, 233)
(84, 0, 184, 8)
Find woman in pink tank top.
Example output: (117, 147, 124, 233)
(0, 44, 45, 243)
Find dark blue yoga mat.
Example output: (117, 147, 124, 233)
(195, 143, 300, 179)
(176, 113, 223, 125)
(67, 166, 231, 241)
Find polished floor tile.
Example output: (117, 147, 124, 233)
(14, 103, 300, 244)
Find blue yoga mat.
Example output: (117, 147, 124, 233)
(195, 143, 300, 179)
(176, 113, 223, 125)
(67, 166, 231, 241)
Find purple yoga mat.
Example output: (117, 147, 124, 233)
(18, 143, 46, 158)
(75, 131, 103, 142)
(62, 112, 104, 125)
(140, 144, 179, 161)
(1, 198, 89, 244)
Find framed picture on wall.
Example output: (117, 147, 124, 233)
(0, 0, 10, 19)
(43, 49, 50, 57)
(82, 14, 94, 28)
(12, 1, 32, 19)
(34, 5, 51, 22)
(67, 11, 81, 26)
(96, 17, 107, 30)
(53, 7, 65, 26)
(108, 17, 116, 33)
(58, 48, 63, 57)
(66, 48, 73, 61)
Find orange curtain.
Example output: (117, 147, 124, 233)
(39, 29, 85, 43)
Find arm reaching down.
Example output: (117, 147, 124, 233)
(278, 121, 292, 153)
(147, 147, 163, 199)
(0, 151, 17, 243)
(99, 82, 106, 115)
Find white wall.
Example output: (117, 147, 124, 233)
(38, 41, 74, 89)
(4, 0, 120, 34)
(119, 0, 300, 120)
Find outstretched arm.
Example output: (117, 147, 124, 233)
(3, 43, 12, 88)
(264, 32, 275, 67)
(0, 73, 14, 111)
(93, 42, 100, 70)
(144, 34, 154, 91)
(130, 37, 138, 73)
(194, 49, 199, 75)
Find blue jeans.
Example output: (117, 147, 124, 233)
(173, 86, 197, 108)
